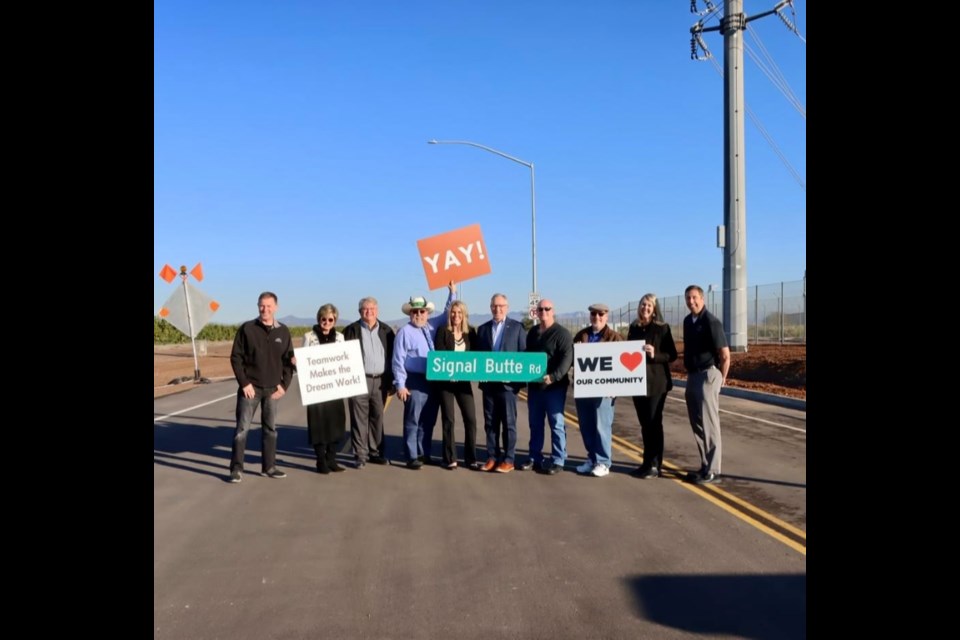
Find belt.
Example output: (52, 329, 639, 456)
(689, 365, 715, 373)
(366, 374, 382, 379)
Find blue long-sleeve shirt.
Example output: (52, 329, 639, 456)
(391, 289, 456, 390)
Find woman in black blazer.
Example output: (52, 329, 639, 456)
(628, 293, 678, 478)
(434, 300, 480, 470)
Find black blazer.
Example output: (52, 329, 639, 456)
(627, 321, 678, 397)
(434, 325, 478, 351)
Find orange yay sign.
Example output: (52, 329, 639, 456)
(416, 224, 492, 289)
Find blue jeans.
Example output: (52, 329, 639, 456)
(575, 396, 615, 467)
(231, 387, 279, 473)
(401, 373, 440, 461)
(527, 385, 568, 465)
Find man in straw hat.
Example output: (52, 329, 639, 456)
(392, 280, 457, 469)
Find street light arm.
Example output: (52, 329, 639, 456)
(428, 137, 538, 305)
(427, 139, 532, 169)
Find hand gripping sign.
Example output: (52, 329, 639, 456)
(416, 224, 491, 290)
(573, 340, 648, 398)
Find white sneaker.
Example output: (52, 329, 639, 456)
(590, 463, 610, 477)
(576, 460, 594, 474)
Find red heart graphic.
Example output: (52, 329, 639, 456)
(620, 352, 643, 371)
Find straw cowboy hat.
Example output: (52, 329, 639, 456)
(401, 295, 436, 314)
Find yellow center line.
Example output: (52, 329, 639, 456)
(518, 389, 806, 554)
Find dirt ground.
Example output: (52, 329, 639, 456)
(154, 341, 806, 400)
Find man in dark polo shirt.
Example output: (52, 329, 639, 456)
(682, 285, 730, 485)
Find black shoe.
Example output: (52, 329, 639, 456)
(467, 461, 484, 471)
(229, 469, 243, 483)
(355, 460, 366, 469)
(542, 462, 563, 475)
(407, 459, 424, 470)
(262, 468, 287, 479)
(692, 472, 720, 485)
(517, 459, 536, 471)
(329, 461, 344, 473)
(369, 455, 388, 465)
(316, 461, 331, 475)
(685, 467, 707, 481)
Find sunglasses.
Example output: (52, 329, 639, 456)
(320, 317, 336, 323)
(590, 311, 606, 317)
(536, 307, 552, 312)
(412, 309, 429, 315)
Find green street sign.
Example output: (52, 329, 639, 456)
(427, 351, 548, 382)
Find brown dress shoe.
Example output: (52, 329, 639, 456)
(481, 459, 498, 472)
(495, 462, 514, 474)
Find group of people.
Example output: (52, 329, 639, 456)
(226, 285, 729, 486)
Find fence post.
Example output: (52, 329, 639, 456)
(754, 285, 759, 344)
(803, 270, 806, 345)
(779, 281, 784, 345)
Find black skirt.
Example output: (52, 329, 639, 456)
(305, 398, 346, 445)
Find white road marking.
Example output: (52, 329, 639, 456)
(154, 394, 235, 423)
(666, 395, 806, 434)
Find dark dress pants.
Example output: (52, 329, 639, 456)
(440, 381, 477, 465)
(632, 392, 667, 469)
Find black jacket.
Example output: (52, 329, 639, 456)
(434, 325, 479, 351)
(627, 321, 678, 397)
(342, 319, 395, 387)
(230, 319, 294, 390)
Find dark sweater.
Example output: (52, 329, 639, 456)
(230, 318, 294, 390)
(525, 323, 574, 390)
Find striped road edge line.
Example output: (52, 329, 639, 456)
(517, 389, 806, 555)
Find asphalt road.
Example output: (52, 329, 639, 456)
(154, 378, 806, 640)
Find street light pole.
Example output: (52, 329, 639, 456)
(428, 139, 538, 298)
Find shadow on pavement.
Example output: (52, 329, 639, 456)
(626, 573, 805, 639)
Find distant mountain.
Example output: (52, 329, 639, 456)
(277, 315, 318, 327)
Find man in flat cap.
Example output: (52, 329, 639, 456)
(572, 303, 623, 478)
(392, 280, 456, 469)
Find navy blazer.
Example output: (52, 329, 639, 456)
(475, 317, 527, 392)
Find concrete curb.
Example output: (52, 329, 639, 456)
(671, 379, 806, 412)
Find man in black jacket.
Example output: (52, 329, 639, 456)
(228, 291, 294, 483)
(341, 296, 395, 468)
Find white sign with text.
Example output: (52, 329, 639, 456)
(294, 340, 368, 406)
(572, 340, 648, 398)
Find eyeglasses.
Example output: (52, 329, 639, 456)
(536, 307, 552, 312)
(590, 311, 606, 317)
(320, 317, 336, 323)
(412, 309, 429, 315)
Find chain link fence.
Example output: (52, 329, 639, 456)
(554, 277, 806, 345)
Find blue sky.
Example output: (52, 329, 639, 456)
(155, 0, 805, 325)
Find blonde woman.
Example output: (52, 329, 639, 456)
(627, 294, 678, 478)
(433, 300, 480, 470)
(302, 303, 347, 474)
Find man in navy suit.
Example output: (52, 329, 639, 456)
(474, 293, 527, 473)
